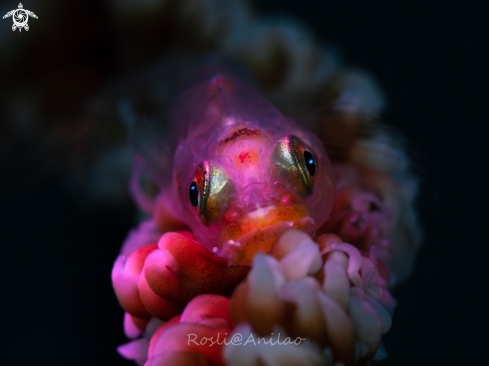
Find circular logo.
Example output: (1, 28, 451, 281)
(13, 9, 28, 28)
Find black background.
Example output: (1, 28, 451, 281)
(0, 0, 486, 365)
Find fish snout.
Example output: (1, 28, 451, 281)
(236, 182, 272, 212)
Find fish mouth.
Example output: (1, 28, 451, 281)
(216, 204, 314, 266)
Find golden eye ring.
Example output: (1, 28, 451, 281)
(188, 161, 233, 225)
(270, 135, 318, 197)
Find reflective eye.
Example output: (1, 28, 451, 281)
(188, 161, 234, 225)
(189, 181, 198, 207)
(304, 151, 316, 176)
(270, 136, 318, 197)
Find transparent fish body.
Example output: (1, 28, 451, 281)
(150, 65, 336, 265)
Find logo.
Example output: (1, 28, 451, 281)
(3, 3, 37, 32)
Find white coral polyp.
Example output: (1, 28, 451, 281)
(224, 324, 328, 366)
(228, 229, 393, 365)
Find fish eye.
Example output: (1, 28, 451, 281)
(188, 161, 233, 225)
(189, 181, 198, 207)
(303, 150, 316, 176)
(269, 135, 318, 197)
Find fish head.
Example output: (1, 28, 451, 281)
(172, 72, 335, 265)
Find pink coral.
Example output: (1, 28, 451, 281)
(228, 229, 393, 366)
(112, 228, 247, 365)
(114, 228, 395, 366)
(112, 230, 249, 323)
(147, 294, 233, 366)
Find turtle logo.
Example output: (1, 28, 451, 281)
(3, 3, 38, 32)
